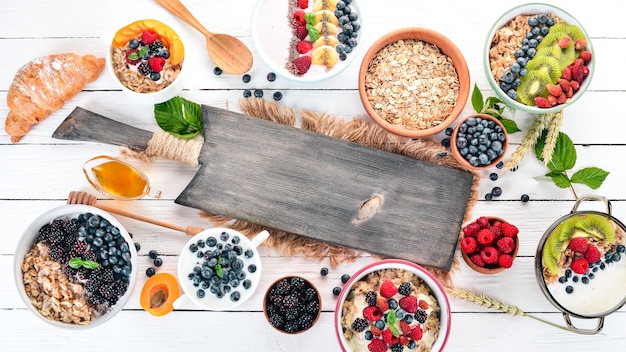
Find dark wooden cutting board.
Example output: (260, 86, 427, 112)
(176, 105, 474, 271)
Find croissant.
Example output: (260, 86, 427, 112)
(4, 53, 105, 143)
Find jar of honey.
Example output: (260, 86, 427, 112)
(83, 155, 161, 199)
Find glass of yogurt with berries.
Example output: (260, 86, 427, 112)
(176, 228, 269, 311)
(535, 195, 626, 334)
(484, 4, 594, 114)
(335, 259, 450, 352)
(107, 19, 185, 104)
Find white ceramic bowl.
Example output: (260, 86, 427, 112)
(335, 259, 451, 352)
(14, 205, 137, 329)
(251, 0, 363, 82)
(176, 228, 269, 311)
(106, 19, 185, 104)
(484, 3, 594, 114)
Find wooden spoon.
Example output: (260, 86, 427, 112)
(67, 191, 204, 236)
(154, 0, 253, 74)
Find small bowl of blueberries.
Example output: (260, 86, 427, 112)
(450, 113, 508, 170)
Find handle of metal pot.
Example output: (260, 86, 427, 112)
(562, 313, 604, 335)
(571, 195, 612, 215)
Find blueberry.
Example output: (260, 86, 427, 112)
(272, 91, 283, 101)
(558, 276, 567, 283)
(528, 17, 538, 27)
(243, 279, 251, 289)
(93, 237, 104, 247)
(516, 57, 527, 67)
(158, 49, 170, 59)
(146, 267, 156, 277)
(375, 319, 385, 329)
(266, 72, 276, 82)
(507, 89, 518, 100)
(213, 67, 223, 75)
(565, 286, 574, 294)
(491, 140, 503, 152)
(502, 70, 515, 83)
(189, 243, 198, 253)
(207, 237, 217, 247)
(129, 39, 140, 49)
(337, 32, 349, 44)
(455, 137, 468, 149)
(510, 62, 521, 74)
(527, 48, 537, 58)
(342, 5, 351, 14)
(248, 264, 257, 273)
(512, 78, 521, 88)
(154, 257, 163, 267)
(496, 161, 504, 169)
(489, 173, 498, 181)
(150, 72, 161, 81)
(230, 291, 241, 302)
(613, 252, 621, 262)
(538, 13, 548, 24)
(320, 267, 329, 276)
(484, 193, 493, 201)
(388, 298, 398, 310)
(444, 127, 453, 136)
(519, 68, 528, 77)
(521, 194, 530, 202)
(364, 331, 373, 340)
(242, 74, 251, 83)
(540, 26, 550, 36)
(547, 17, 555, 26)
(441, 138, 450, 148)
(617, 245, 625, 253)
(336, 1, 346, 10)
(332, 287, 342, 296)
(339, 15, 350, 26)
(253, 89, 263, 98)
(528, 38, 538, 48)
(340, 274, 350, 283)
(573, 276, 579, 283)
(478, 153, 489, 165)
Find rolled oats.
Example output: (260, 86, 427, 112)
(364, 39, 460, 131)
(488, 15, 531, 82)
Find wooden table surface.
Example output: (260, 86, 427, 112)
(1, 0, 624, 351)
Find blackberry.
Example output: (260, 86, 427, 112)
(398, 282, 411, 296)
(49, 246, 65, 262)
(415, 309, 428, 324)
(269, 314, 284, 328)
(285, 308, 299, 321)
(112, 280, 128, 296)
(390, 344, 404, 352)
(299, 314, 315, 330)
(365, 290, 377, 306)
(303, 287, 318, 301)
(290, 276, 305, 289)
(149, 40, 164, 54)
(274, 279, 291, 295)
(98, 267, 115, 283)
(69, 241, 88, 258)
(36, 224, 53, 243)
(351, 317, 368, 332)
(99, 282, 117, 299)
(76, 267, 92, 281)
(63, 264, 77, 277)
(305, 301, 320, 315)
(281, 294, 300, 310)
(88, 293, 107, 305)
(137, 62, 151, 76)
(283, 320, 299, 333)
(84, 278, 102, 294)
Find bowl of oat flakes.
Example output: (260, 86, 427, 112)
(107, 19, 186, 104)
(335, 259, 451, 352)
(485, 3, 594, 114)
(14, 205, 137, 328)
(358, 27, 470, 138)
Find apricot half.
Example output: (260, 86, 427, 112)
(112, 19, 185, 65)
(139, 272, 180, 316)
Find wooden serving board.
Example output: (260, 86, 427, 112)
(176, 105, 474, 271)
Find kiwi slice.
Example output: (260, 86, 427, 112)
(550, 23, 586, 41)
(536, 43, 576, 71)
(536, 30, 568, 51)
(577, 213, 616, 243)
(516, 69, 552, 105)
(525, 56, 561, 83)
(542, 234, 560, 275)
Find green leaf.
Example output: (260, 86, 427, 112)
(387, 309, 397, 324)
(306, 24, 320, 43)
(69, 257, 84, 269)
(139, 46, 149, 57)
(571, 167, 609, 190)
(499, 118, 521, 134)
(305, 12, 316, 26)
(545, 172, 571, 188)
(128, 52, 140, 61)
(471, 84, 484, 113)
(484, 96, 503, 108)
(82, 260, 99, 270)
(536, 132, 576, 172)
(154, 96, 203, 139)
(68, 257, 99, 270)
(216, 257, 223, 278)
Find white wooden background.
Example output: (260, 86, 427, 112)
(1, 0, 625, 351)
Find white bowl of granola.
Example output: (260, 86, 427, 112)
(107, 19, 185, 104)
(335, 259, 451, 352)
(14, 205, 137, 329)
(484, 3, 594, 114)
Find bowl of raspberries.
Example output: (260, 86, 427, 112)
(460, 216, 520, 274)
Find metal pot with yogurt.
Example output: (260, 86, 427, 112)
(535, 195, 626, 334)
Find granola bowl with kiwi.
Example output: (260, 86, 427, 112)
(484, 3, 594, 114)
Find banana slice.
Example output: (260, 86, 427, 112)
(313, 0, 338, 12)
(315, 22, 340, 36)
(312, 45, 339, 68)
(314, 35, 340, 49)
(314, 10, 339, 26)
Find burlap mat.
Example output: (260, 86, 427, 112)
(199, 98, 480, 285)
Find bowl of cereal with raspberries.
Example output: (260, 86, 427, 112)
(14, 205, 138, 329)
(335, 259, 450, 352)
(107, 19, 185, 104)
(485, 3, 594, 114)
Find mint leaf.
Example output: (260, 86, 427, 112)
(154, 96, 203, 139)
(306, 24, 320, 42)
(128, 52, 140, 61)
(545, 172, 571, 188)
(216, 257, 223, 278)
(571, 167, 609, 190)
(139, 46, 149, 57)
(536, 132, 576, 172)
(500, 118, 521, 134)
(387, 309, 397, 324)
(82, 260, 99, 270)
(69, 257, 84, 269)
(69, 257, 99, 269)
(471, 84, 484, 113)
(305, 12, 316, 26)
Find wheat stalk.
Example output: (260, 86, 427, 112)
(541, 109, 565, 164)
(445, 287, 570, 332)
(503, 113, 552, 172)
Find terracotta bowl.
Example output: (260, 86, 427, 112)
(450, 113, 508, 170)
(484, 3, 594, 114)
(263, 276, 321, 334)
(358, 27, 470, 138)
(460, 216, 519, 274)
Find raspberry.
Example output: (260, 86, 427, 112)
(580, 50, 592, 62)
(574, 38, 587, 50)
(462, 222, 481, 237)
(351, 317, 369, 332)
(568, 237, 589, 253)
(295, 25, 308, 40)
(418, 299, 429, 310)
(558, 37, 572, 49)
(376, 296, 389, 312)
(569, 80, 580, 92)
(547, 83, 562, 97)
(557, 93, 567, 104)
(477, 229, 494, 246)
(584, 245, 602, 263)
(400, 320, 412, 335)
(481, 246, 499, 264)
(558, 78, 571, 92)
(370, 325, 382, 336)
(571, 64, 585, 83)
(141, 30, 158, 45)
(382, 329, 398, 344)
(293, 10, 306, 25)
(470, 253, 485, 267)
(125, 49, 141, 65)
(362, 306, 382, 322)
(498, 254, 514, 268)
(496, 237, 516, 254)
(561, 67, 572, 81)
(292, 55, 312, 75)
(410, 325, 423, 341)
(297, 0, 308, 9)
(571, 258, 589, 274)
(490, 225, 503, 240)
(534, 96, 551, 108)
(501, 222, 519, 238)
(547, 95, 558, 106)
(476, 216, 490, 228)
(399, 296, 418, 313)
(296, 40, 313, 54)
(148, 56, 166, 73)
(367, 339, 387, 352)
(379, 280, 397, 298)
(460, 236, 478, 254)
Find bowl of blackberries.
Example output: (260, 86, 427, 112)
(264, 275, 321, 334)
(14, 205, 137, 328)
(484, 3, 594, 114)
(450, 113, 508, 170)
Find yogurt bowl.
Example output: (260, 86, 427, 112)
(175, 228, 269, 310)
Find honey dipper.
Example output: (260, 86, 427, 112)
(67, 191, 204, 236)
